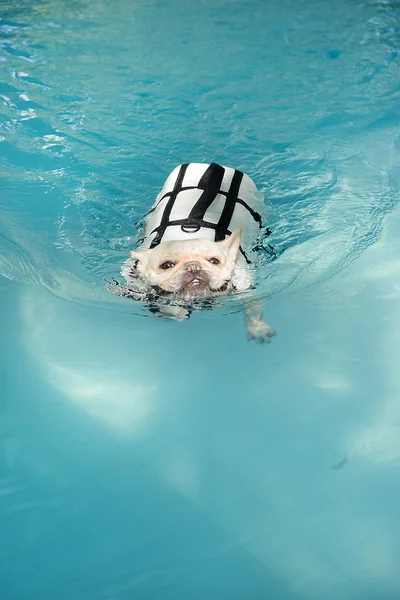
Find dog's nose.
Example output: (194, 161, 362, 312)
(185, 261, 202, 273)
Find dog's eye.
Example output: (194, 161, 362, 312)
(208, 257, 220, 265)
(159, 261, 175, 270)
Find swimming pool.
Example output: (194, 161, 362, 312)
(1, 0, 400, 598)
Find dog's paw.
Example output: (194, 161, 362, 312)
(246, 321, 277, 344)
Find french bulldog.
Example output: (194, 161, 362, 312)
(118, 162, 276, 343)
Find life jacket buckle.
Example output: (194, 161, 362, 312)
(181, 223, 201, 233)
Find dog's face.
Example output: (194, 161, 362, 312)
(130, 229, 241, 299)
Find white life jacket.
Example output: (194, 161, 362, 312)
(141, 162, 265, 267)
(122, 163, 265, 293)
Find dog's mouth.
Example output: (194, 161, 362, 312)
(151, 278, 230, 298)
(183, 276, 209, 292)
(182, 270, 231, 298)
(148, 267, 232, 299)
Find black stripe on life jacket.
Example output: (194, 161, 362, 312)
(187, 162, 225, 221)
(150, 163, 189, 248)
(148, 163, 263, 254)
(214, 169, 243, 242)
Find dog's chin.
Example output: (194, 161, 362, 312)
(180, 279, 211, 299)
(147, 271, 232, 300)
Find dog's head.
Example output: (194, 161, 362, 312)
(130, 230, 241, 299)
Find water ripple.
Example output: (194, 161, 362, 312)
(0, 0, 399, 314)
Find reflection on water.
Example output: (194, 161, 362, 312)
(4, 204, 400, 599)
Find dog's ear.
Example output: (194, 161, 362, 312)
(129, 248, 150, 269)
(218, 229, 241, 264)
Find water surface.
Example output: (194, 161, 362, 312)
(1, 0, 400, 598)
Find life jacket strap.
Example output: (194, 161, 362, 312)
(148, 162, 263, 252)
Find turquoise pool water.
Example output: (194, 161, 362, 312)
(1, 0, 400, 598)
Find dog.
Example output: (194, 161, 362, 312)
(118, 162, 276, 343)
